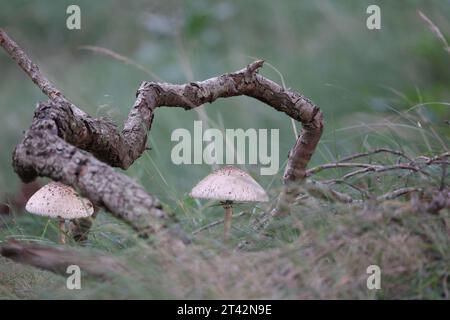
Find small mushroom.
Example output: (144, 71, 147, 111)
(25, 182, 94, 244)
(190, 166, 268, 241)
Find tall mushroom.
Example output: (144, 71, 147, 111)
(190, 166, 268, 241)
(25, 182, 94, 244)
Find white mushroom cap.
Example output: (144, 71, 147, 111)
(190, 166, 269, 202)
(25, 182, 94, 219)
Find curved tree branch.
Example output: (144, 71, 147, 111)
(1, 29, 323, 240)
(139, 59, 323, 183)
(12, 102, 167, 236)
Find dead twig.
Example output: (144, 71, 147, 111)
(322, 163, 429, 184)
(376, 187, 421, 201)
(338, 148, 413, 163)
(303, 180, 356, 204)
(307, 162, 384, 177)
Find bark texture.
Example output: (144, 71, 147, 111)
(137, 60, 323, 182)
(1, 29, 323, 240)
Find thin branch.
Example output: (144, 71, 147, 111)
(303, 181, 355, 203)
(415, 152, 450, 165)
(376, 187, 421, 201)
(309, 152, 449, 181)
(338, 148, 412, 163)
(331, 180, 369, 198)
(306, 149, 415, 177)
(326, 163, 428, 182)
(306, 162, 383, 177)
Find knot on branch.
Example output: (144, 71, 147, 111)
(244, 59, 264, 83)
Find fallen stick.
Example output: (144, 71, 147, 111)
(0, 239, 130, 279)
(0, 29, 323, 239)
(377, 187, 421, 201)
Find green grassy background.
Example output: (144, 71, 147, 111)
(0, 0, 449, 299)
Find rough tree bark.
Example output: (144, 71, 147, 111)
(0, 29, 323, 242)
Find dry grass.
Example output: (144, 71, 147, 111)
(155, 204, 449, 299)
(1, 145, 449, 299)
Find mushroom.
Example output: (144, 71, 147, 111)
(25, 182, 94, 244)
(190, 166, 268, 241)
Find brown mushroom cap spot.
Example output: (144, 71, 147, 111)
(189, 166, 269, 202)
(25, 182, 94, 219)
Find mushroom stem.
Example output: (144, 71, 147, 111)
(222, 201, 233, 241)
(58, 218, 66, 244)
